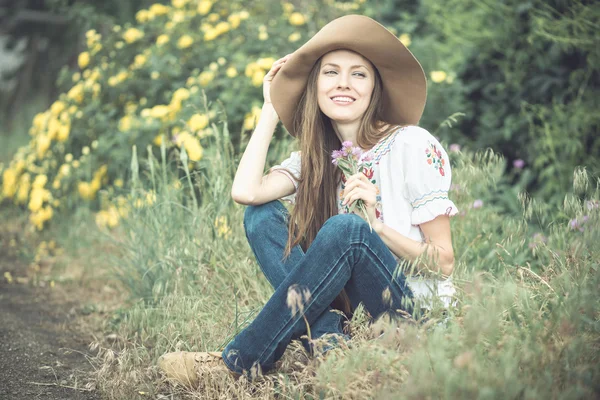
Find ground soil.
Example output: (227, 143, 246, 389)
(0, 220, 103, 399)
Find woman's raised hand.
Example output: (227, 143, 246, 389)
(263, 54, 292, 104)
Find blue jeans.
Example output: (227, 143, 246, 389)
(222, 200, 414, 376)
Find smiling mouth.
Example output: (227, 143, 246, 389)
(330, 96, 356, 106)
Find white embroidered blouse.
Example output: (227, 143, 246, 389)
(270, 125, 459, 309)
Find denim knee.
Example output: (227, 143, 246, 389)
(321, 213, 370, 242)
(244, 200, 287, 237)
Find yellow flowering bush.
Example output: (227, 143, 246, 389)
(0, 0, 367, 230)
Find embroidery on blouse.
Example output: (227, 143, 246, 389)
(372, 127, 405, 164)
(425, 141, 446, 176)
(411, 189, 450, 209)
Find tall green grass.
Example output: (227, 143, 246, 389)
(90, 121, 600, 399)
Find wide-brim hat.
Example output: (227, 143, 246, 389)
(271, 14, 427, 137)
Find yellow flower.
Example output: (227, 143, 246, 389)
(252, 70, 264, 87)
(183, 136, 203, 161)
(32, 174, 47, 189)
(47, 118, 59, 139)
(32, 112, 48, 131)
(288, 32, 301, 42)
(95, 211, 108, 228)
(133, 54, 147, 68)
(258, 31, 268, 41)
(173, 88, 190, 103)
(78, 51, 90, 69)
(73, 160, 80, 168)
(214, 21, 230, 35)
(198, 71, 215, 86)
(78, 182, 95, 200)
(207, 13, 219, 22)
(188, 114, 209, 131)
(16, 173, 31, 204)
(226, 66, 238, 78)
(136, 9, 150, 23)
(156, 34, 170, 46)
(29, 187, 51, 212)
(82, 146, 90, 155)
(243, 105, 262, 130)
(399, 33, 411, 47)
(2, 168, 17, 198)
(65, 153, 73, 162)
(36, 135, 51, 159)
(228, 13, 241, 29)
(150, 105, 171, 119)
(119, 115, 133, 132)
(59, 164, 70, 176)
(214, 216, 231, 238)
(204, 28, 218, 41)
(67, 83, 84, 103)
(430, 70, 447, 83)
(114, 178, 124, 187)
(217, 57, 226, 65)
(197, 0, 212, 15)
(177, 35, 194, 49)
(172, 0, 187, 8)
(239, 10, 249, 20)
(288, 12, 306, 26)
(257, 58, 275, 70)
(153, 134, 163, 146)
(30, 206, 53, 230)
(209, 62, 218, 71)
(149, 3, 170, 16)
(57, 124, 70, 142)
(151, 71, 160, 79)
(50, 101, 65, 115)
(123, 28, 144, 44)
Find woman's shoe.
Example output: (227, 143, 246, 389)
(157, 351, 239, 388)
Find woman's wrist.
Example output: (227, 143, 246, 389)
(261, 102, 279, 122)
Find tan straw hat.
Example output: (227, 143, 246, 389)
(270, 14, 427, 137)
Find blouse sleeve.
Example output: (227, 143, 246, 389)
(402, 128, 458, 225)
(269, 151, 301, 204)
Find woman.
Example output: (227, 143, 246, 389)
(159, 15, 458, 386)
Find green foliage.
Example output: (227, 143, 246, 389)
(372, 0, 600, 205)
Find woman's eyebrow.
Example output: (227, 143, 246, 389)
(322, 63, 369, 69)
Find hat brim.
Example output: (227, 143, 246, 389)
(270, 15, 427, 137)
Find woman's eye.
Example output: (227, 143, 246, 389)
(353, 72, 366, 78)
(324, 70, 337, 75)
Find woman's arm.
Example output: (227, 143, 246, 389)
(231, 55, 296, 205)
(342, 173, 454, 276)
(230, 103, 282, 204)
(373, 216, 454, 277)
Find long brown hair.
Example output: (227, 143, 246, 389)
(284, 51, 397, 317)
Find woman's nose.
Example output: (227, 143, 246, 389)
(336, 73, 349, 89)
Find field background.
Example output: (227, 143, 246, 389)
(0, 0, 598, 399)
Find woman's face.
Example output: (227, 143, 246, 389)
(316, 50, 376, 126)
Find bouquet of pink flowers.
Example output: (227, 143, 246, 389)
(332, 141, 372, 231)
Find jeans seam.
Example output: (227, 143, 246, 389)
(255, 246, 353, 363)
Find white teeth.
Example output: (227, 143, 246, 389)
(331, 96, 355, 103)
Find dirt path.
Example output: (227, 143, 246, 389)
(0, 228, 101, 399)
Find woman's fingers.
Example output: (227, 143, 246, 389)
(264, 55, 292, 103)
(342, 187, 376, 207)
